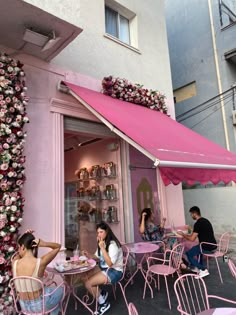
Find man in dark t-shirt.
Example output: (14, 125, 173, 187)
(177, 206, 216, 278)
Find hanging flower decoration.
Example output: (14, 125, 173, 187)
(0, 51, 29, 314)
(102, 75, 168, 114)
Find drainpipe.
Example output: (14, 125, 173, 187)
(208, 0, 230, 151)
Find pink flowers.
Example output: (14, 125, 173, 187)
(0, 51, 28, 313)
(102, 76, 168, 114)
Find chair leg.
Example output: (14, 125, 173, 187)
(157, 274, 160, 291)
(112, 283, 117, 300)
(143, 271, 153, 299)
(215, 257, 223, 283)
(164, 276, 171, 310)
(118, 283, 129, 310)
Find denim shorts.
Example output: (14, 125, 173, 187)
(101, 268, 122, 284)
(19, 286, 64, 315)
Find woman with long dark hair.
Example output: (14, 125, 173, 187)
(81, 221, 123, 315)
(139, 208, 166, 241)
(12, 230, 64, 315)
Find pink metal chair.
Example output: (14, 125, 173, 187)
(228, 258, 236, 278)
(174, 273, 236, 315)
(128, 302, 139, 315)
(102, 244, 130, 310)
(9, 276, 65, 315)
(143, 243, 184, 310)
(200, 231, 231, 283)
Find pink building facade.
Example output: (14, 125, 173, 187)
(0, 48, 185, 248)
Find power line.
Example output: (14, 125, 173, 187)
(178, 91, 233, 123)
(189, 97, 233, 129)
(176, 86, 235, 121)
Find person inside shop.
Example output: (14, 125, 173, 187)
(177, 206, 217, 278)
(11, 229, 65, 315)
(81, 221, 123, 315)
(139, 207, 167, 242)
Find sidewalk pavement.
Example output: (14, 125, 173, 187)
(66, 258, 236, 315)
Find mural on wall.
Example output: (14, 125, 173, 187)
(136, 177, 154, 215)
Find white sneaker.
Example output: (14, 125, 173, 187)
(190, 266, 199, 273)
(195, 269, 209, 278)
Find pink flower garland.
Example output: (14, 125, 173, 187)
(0, 52, 29, 314)
(102, 75, 168, 114)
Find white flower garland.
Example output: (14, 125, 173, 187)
(0, 52, 29, 314)
(102, 75, 168, 114)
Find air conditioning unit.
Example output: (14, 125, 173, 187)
(233, 110, 236, 126)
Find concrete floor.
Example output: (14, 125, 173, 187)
(66, 258, 236, 315)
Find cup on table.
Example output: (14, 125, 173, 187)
(73, 249, 80, 261)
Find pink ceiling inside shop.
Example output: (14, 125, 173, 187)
(62, 81, 236, 186)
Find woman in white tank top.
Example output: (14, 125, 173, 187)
(12, 230, 65, 315)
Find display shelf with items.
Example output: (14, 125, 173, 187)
(75, 162, 119, 224)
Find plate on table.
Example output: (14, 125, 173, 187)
(177, 230, 189, 235)
(70, 258, 96, 269)
(54, 262, 72, 272)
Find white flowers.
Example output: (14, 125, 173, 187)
(10, 205, 17, 212)
(9, 226, 16, 232)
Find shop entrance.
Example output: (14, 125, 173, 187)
(64, 116, 122, 255)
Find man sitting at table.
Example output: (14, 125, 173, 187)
(177, 206, 217, 278)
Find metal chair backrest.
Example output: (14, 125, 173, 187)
(128, 302, 139, 315)
(169, 243, 184, 270)
(9, 275, 64, 315)
(10, 276, 46, 314)
(174, 274, 210, 315)
(228, 258, 236, 278)
(218, 232, 231, 254)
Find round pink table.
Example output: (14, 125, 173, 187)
(47, 259, 97, 314)
(124, 242, 159, 289)
(197, 308, 236, 315)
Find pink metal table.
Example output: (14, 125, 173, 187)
(47, 259, 97, 314)
(197, 308, 236, 315)
(124, 242, 159, 290)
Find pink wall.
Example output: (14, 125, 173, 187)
(17, 53, 103, 241)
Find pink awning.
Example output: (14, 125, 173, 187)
(62, 81, 236, 186)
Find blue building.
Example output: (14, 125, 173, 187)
(165, 0, 236, 153)
(165, 0, 236, 255)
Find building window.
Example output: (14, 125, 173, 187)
(173, 82, 197, 103)
(105, 6, 130, 44)
(219, 0, 236, 28)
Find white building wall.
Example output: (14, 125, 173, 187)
(24, 0, 173, 99)
(183, 187, 236, 258)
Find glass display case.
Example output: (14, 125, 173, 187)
(76, 162, 119, 224)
